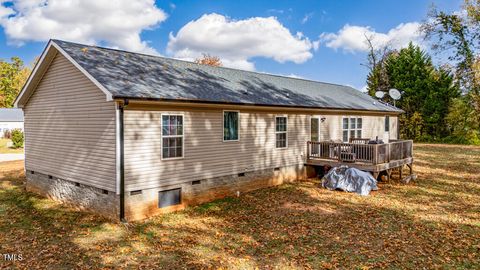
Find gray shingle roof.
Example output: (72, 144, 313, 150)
(53, 39, 401, 113)
(0, 108, 23, 122)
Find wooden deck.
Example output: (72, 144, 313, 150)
(305, 139, 414, 181)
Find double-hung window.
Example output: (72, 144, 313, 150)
(342, 117, 362, 142)
(275, 116, 288, 148)
(223, 111, 239, 141)
(162, 114, 183, 159)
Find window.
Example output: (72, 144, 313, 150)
(223, 111, 239, 141)
(342, 117, 362, 142)
(162, 114, 183, 159)
(385, 116, 390, 132)
(276, 116, 288, 148)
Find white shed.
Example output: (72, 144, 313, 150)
(0, 108, 24, 137)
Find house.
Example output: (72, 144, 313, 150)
(0, 108, 23, 137)
(14, 40, 403, 221)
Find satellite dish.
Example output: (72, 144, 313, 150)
(389, 88, 401, 100)
(375, 91, 385, 99)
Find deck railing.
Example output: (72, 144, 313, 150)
(307, 139, 413, 165)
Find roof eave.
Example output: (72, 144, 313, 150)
(113, 96, 403, 114)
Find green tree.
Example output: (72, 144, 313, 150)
(388, 44, 459, 140)
(0, 57, 31, 108)
(445, 97, 480, 144)
(420, 0, 480, 144)
(421, 1, 479, 93)
(11, 129, 24, 148)
(366, 43, 459, 141)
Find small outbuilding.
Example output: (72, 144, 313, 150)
(15, 40, 404, 220)
(0, 108, 23, 137)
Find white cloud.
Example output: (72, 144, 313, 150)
(0, 1, 13, 18)
(360, 85, 368, 92)
(286, 73, 305, 79)
(0, 0, 167, 54)
(167, 13, 316, 71)
(320, 22, 422, 53)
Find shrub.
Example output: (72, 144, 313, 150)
(3, 129, 11, 139)
(11, 129, 24, 148)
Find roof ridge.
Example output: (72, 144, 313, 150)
(51, 39, 358, 90)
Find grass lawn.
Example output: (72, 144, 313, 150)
(0, 138, 24, 154)
(0, 144, 479, 269)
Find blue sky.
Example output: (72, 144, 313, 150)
(0, 0, 461, 90)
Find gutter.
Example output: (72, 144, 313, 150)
(117, 99, 128, 222)
(113, 96, 404, 114)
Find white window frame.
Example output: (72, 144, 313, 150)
(342, 116, 363, 143)
(275, 115, 288, 149)
(161, 113, 185, 160)
(222, 110, 240, 142)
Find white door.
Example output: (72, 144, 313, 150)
(310, 117, 321, 156)
(311, 117, 320, 142)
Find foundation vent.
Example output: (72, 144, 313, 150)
(102, 189, 109, 195)
(192, 180, 201, 185)
(130, 190, 142, 195)
(274, 167, 281, 171)
(238, 172, 245, 177)
(48, 175, 53, 179)
(75, 182, 80, 187)
(158, 188, 181, 208)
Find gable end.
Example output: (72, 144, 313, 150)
(14, 40, 113, 108)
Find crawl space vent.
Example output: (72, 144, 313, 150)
(158, 188, 181, 208)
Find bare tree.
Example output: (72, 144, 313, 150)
(362, 34, 394, 97)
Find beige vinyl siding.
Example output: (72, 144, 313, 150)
(124, 105, 397, 191)
(362, 116, 386, 140)
(391, 116, 399, 139)
(23, 53, 116, 191)
(124, 107, 309, 191)
(313, 114, 398, 142)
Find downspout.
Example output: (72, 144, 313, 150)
(117, 99, 128, 222)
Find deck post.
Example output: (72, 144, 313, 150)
(387, 143, 391, 162)
(337, 143, 341, 161)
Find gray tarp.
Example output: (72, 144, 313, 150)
(321, 166, 378, 196)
